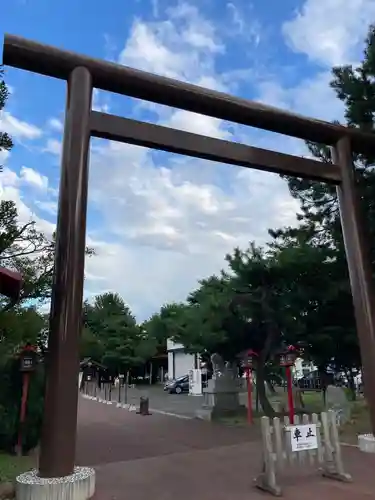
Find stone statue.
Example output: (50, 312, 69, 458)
(211, 353, 226, 379)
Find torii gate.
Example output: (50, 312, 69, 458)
(2, 34, 375, 485)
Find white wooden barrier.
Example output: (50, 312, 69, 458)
(254, 410, 352, 496)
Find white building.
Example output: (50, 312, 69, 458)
(167, 341, 317, 382)
(292, 358, 316, 379)
(167, 339, 199, 380)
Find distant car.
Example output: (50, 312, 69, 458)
(164, 375, 190, 394)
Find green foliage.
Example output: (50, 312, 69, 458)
(83, 292, 158, 373)
(0, 66, 13, 167)
(0, 69, 94, 314)
(274, 25, 375, 373)
(0, 200, 95, 312)
(145, 25, 375, 402)
(0, 307, 46, 362)
(0, 358, 45, 454)
(0, 308, 46, 454)
(0, 453, 33, 482)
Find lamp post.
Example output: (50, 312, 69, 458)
(16, 344, 37, 456)
(86, 361, 92, 396)
(241, 349, 258, 425)
(279, 345, 298, 424)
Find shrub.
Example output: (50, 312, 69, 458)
(0, 358, 45, 454)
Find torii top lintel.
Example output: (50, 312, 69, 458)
(2, 33, 375, 155)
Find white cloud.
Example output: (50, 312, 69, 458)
(20, 166, 48, 190)
(256, 71, 345, 123)
(165, 110, 230, 139)
(282, 0, 375, 67)
(85, 136, 298, 320)
(92, 89, 110, 113)
(118, 4, 232, 141)
(0, 148, 10, 165)
(43, 138, 62, 157)
(0, 111, 42, 140)
(226, 2, 261, 45)
(34, 200, 58, 215)
(7, 1, 368, 321)
(0, 167, 55, 238)
(47, 117, 63, 132)
(79, 5, 302, 319)
(119, 4, 224, 81)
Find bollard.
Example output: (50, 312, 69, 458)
(137, 396, 151, 416)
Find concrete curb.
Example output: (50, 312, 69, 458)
(149, 409, 193, 420)
(81, 394, 136, 412)
(81, 393, 193, 419)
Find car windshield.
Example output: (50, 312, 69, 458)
(175, 376, 187, 382)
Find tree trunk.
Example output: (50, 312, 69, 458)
(266, 379, 276, 393)
(256, 360, 275, 417)
(347, 370, 356, 401)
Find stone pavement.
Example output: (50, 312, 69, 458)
(87, 383, 252, 418)
(76, 396, 375, 500)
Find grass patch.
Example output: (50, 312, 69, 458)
(217, 411, 263, 427)
(217, 390, 371, 443)
(300, 391, 325, 412)
(0, 454, 33, 483)
(339, 399, 370, 444)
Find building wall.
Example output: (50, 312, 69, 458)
(167, 339, 198, 380)
(167, 339, 184, 351)
(292, 358, 316, 379)
(167, 350, 196, 380)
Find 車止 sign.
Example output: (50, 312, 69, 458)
(288, 424, 318, 452)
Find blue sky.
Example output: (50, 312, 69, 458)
(1, 0, 374, 320)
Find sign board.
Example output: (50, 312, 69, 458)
(288, 424, 318, 452)
(189, 369, 202, 396)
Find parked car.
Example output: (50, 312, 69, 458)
(164, 375, 189, 394)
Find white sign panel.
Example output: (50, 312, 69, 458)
(189, 369, 202, 396)
(289, 424, 318, 452)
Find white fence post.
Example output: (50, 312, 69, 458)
(254, 416, 282, 496)
(254, 411, 351, 496)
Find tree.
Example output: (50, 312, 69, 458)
(158, 234, 349, 414)
(160, 244, 300, 413)
(79, 326, 104, 361)
(0, 201, 56, 310)
(83, 292, 157, 374)
(1, 68, 94, 315)
(0, 201, 95, 312)
(0, 306, 46, 364)
(0, 66, 13, 168)
(271, 25, 375, 386)
(0, 306, 46, 453)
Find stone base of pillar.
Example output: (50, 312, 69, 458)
(16, 466, 95, 500)
(358, 433, 375, 453)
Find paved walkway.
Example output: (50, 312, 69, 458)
(76, 396, 375, 499)
(84, 383, 253, 418)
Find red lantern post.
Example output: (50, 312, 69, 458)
(242, 350, 258, 425)
(16, 344, 37, 456)
(279, 345, 298, 424)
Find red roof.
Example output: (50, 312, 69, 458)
(0, 266, 22, 300)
